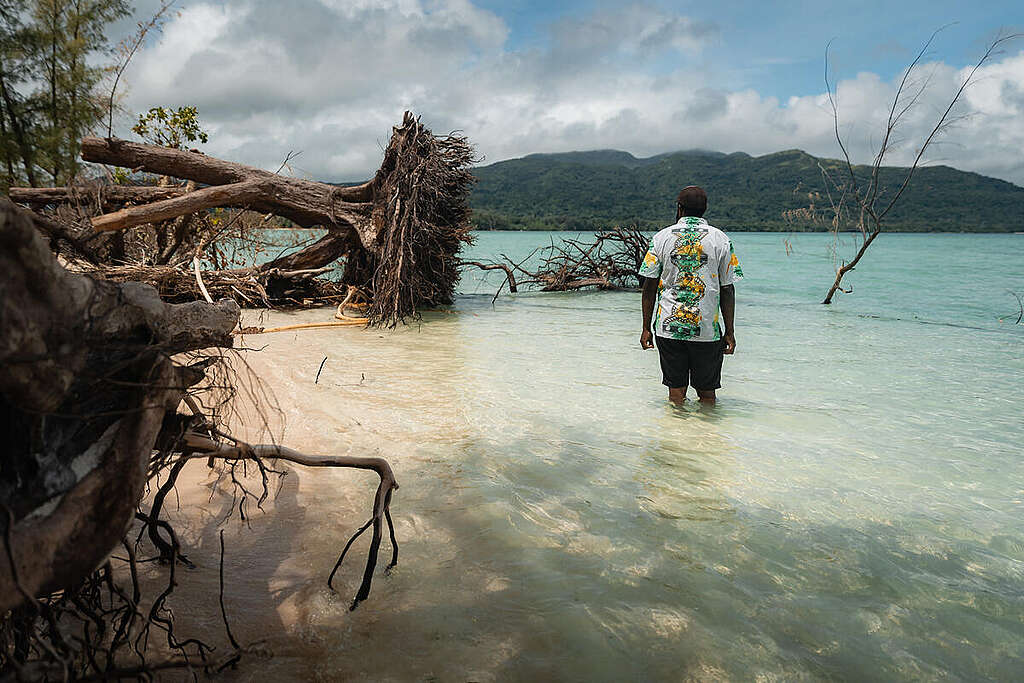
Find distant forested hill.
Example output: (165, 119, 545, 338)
(469, 149, 1024, 232)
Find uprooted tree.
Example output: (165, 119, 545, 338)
(0, 111, 475, 680)
(10, 111, 476, 326)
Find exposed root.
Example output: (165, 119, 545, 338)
(0, 534, 225, 680)
(181, 431, 399, 609)
(336, 285, 371, 320)
(1, 193, 401, 679)
(367, 112, 477, 326)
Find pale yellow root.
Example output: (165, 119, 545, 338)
(244, 320, 368, 334)
(335, 285, 371, 321)
(336, 306, 368, 322)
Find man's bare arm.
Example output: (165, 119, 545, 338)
(640, 276, 658, 349)
(720, 284, 736, 354)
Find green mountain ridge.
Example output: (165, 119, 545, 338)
(469, 148, 1024, 232)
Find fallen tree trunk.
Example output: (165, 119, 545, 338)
(90, 178, 272, 232)
(542, 275, 613, 291)
(79, 136, 378, 252)
(261, 231, 351, 271)
(9, 184, 186, 207)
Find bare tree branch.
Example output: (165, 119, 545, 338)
(821, 31, 1022, 304)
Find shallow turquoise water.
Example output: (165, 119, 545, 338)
(183, 231, 1024, 681)
(434, 231, 1024, 679)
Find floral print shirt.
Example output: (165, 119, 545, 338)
(639, 216, 743, 341)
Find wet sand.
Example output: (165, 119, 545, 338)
(145, 308, 434, 681)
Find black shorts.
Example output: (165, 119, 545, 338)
(654, 335, 725, 391)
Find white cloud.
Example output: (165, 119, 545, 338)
(549, 4, 716, 59)
(116, 1, 1024, 186)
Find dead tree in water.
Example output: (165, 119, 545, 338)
(10, 112, 475, 325)
(820, 32, 1019, 304)
(466, 225, 649, 293)
(0, 199, 398, 678)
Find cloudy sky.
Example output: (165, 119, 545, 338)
(113, 0, 1024, 185)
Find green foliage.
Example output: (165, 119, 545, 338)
(470, 149, 1024, 233)
(33, 0, 131, 184)
(110, 166, 128, 184)
(0, 1, 39, 187)
(132, 105, 209, 149)
(0, 0, 130, 189)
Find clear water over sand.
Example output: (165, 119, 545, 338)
(160, 232, 1024, 681)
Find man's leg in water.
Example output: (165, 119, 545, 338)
(656, 336, 689, 405)
(687, 339, 723, 405)
(696, 389, 716, 405)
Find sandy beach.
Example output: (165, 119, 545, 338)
(144, 306, 508, 681)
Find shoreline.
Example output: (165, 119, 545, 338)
(138, 310, 418, 677)
(130, 273, 1024, 680)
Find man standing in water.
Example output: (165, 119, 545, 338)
(639, 186, 742, 404)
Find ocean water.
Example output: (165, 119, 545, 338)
(162, 231, 1024, 681)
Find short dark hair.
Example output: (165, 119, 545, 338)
(677, 186, 707, 217)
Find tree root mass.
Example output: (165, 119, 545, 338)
(0, 186, 401, 678)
